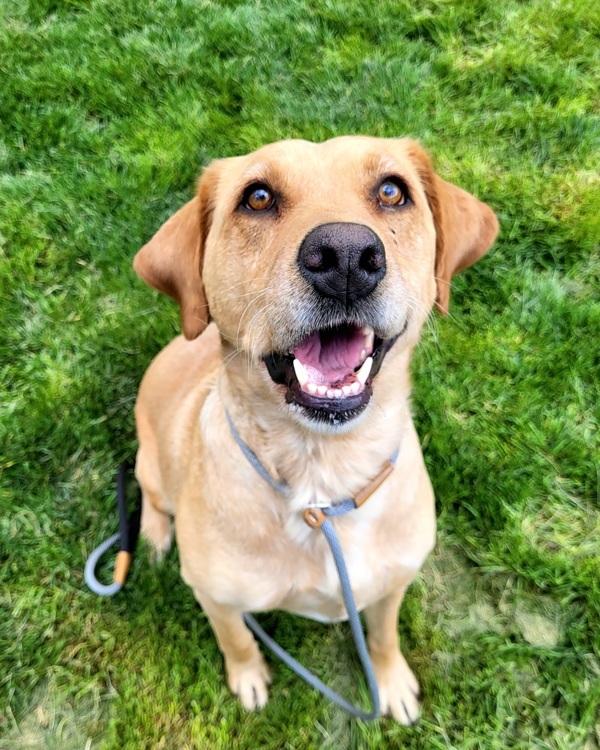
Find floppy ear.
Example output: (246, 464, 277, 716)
(408, 142, 499, 314)
(133, 164, 220, 339)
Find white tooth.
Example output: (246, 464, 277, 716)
(307, 383, 318, 395)
(327, 389, 335, 398)
(350, 381, 361, 394)
(342, 385, 352, 397)
(364, 331, 374, 351)
(361, 325, 373, 335)
(317, 385, 327, 396)
(356, 356, 373, 385)
(293, 359, 309, 387)
(360, 348, 366, 360)
(334, 389, 343, 398)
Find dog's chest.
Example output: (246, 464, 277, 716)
(275, 482, 426, 623)
(280, 543, 380, 623)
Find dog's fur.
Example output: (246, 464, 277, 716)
(133, 136, 498, 722)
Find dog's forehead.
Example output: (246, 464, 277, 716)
(217, 136, 420, 188)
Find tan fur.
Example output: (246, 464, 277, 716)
(133, 136, 498, 720)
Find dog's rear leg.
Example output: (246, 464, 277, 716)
(194, 591, 271, 710)
(365, 586, 421, 725)
(135, 447, 172, 560)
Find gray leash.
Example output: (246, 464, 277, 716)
(227, 411, 399, 720)
(84, 532, 123, 596)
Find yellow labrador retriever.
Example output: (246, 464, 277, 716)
(133, 136, 498, 723)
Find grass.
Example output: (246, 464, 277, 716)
(1, 0, 598, 747)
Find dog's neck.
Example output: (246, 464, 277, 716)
(217, 345, 415, 509)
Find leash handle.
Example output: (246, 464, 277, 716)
(85, 461, 141, 597)
(117, 460, 142, 553)
(84, 532, 123, 596)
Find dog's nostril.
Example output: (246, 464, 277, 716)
(360, 246, 385, 273)
(320, 246, 338, 271)
(304, 246, 337, 272)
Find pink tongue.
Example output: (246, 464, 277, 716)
(293, 327, 365, 383)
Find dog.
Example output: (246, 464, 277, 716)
(132, 136, 498, 723)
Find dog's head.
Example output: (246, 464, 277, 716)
(134, 137, 498, 429)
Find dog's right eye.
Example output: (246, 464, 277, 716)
(242, 184, 275, 212)
(377, 179, 406, 207)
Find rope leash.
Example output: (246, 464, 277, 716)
(243, 512, 381, 720)
(85, 421, 399, 721)
(227, 413, 398, 720)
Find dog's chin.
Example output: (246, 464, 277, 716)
(263, 321, 405, 431)
(285, 382, 373, 431)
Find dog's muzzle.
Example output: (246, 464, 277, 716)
(262, 223, 403, 426)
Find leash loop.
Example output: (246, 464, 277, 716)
(84, 532, 123, 596)
(225, 411, 288, 495)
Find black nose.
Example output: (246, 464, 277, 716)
(297, 223, 386, 305)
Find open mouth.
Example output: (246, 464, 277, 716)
(263, 323, 402, 425)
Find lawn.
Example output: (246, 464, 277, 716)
(1, 0, 598, 748)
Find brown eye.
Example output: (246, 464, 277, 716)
(244, 184, 274, 211)
(377, 180, 405, 206)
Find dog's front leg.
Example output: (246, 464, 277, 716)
(194, 591, 271, 710)
(364, 587, 421, 724)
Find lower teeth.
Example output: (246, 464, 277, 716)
(301, 381, 364, 399)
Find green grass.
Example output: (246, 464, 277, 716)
(1, 0, 598, 747)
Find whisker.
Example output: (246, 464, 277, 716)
(213, 287, 276, 305)
(245, 315, 273, 380)
(214, 277, 272, 296)
(433, 276, 456, 290)
(235, 288, 272, 347)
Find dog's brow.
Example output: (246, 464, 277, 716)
(241, 162, 275, 185)
(371, 155, 400, 176)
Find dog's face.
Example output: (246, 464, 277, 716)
(134, 137, 498, 429)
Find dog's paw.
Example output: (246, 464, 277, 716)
(374, 652, 421, 725)
(226, 654, 271, 710)
(140, 506, 172, 562)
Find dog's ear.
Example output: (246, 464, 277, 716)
(133, 163, 220, 339)
(408, 142, 499, 314)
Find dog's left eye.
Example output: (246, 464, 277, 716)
(377, 179, 406, 207)
(243, 184, 275, 211)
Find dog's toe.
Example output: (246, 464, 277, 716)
(228, 655, 271, 711)
(374, 652, 421, 725)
